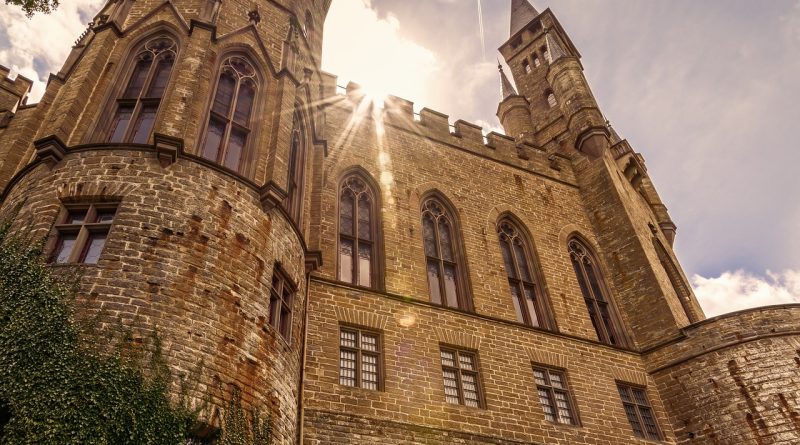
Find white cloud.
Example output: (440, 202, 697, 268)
(0, 0, 104, 102)
(692, 269, 800, 317)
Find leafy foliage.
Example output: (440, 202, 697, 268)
(0, 219, 196, 444)
(4, 0, 60, 17)
(217, 388, 273, 445)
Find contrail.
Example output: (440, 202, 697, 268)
(477, 0, 486, 61)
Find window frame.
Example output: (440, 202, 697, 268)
(338, 326, 383, 391)
(439, 346, 484, 409)
(616, 382, 663, 441)
(532, 364, 580, 426)
(268, 264, 295, 342)
(497, 217, 554, 330)
(49, 203, 118, 265)
(337, 173, 381, 289)
(199, 54, 261, 175)
(568, 237, 627, 347)
(420, 195, 472, 311)
(284, 110, 307, 226)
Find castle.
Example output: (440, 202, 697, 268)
(1, 0, 799, 443)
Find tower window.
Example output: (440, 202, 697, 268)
(533, 55, 541, 68)
(421, 196, 471, 311)
(268, 264, 295, 341)
(50, 203, 118, 264)
(523, 59, 531, 73)
(617, 383, 662, 440)
(568, 238, 625, 346)
(542, 46, 552, 64)
(305, 10, 314, 41)
(546, 91, 557, 108)
(338, 175, 378, 288)
(440, 347, 483, 408)
(201, 55, 258, 173)
(339, 327, 382, 390)
(533, 366, 578, 425)
(107, 36, 176, 144)
(284, 111, 307, 226)
(497, 218, 552, 329)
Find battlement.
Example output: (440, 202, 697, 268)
(323, 78, 574, 185)
(0, 64, 33, 113)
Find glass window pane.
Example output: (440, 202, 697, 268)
(357, 242, 371, 287)
(66, 210, 87, 224)
(639, 406, 659, 439)
(233, 82, 255, 125)
(280, 305, 291, 338)
(340, 330, 357, 348)
(362, 353, 379, 390)
(549, 371, 565, 389)
(131, 103, 158, 144)
(108, 104, 134, 142)
(500, 239, 517, 279)
(82, 232, 107, 264)
(461, 372, 480, 407)
(124, 56, 152, 98)
(554, 390, 574, 424)
(422, 215, 436, 257)
(202, 117, 226, 161)
(357, 194, 371, 240)
(538, 388, 556, 422)
(443, 263, 459, 308)
(617, 385, 632, 402)
(623, 403, 644, 438)
(571, 257, 592, 300)
(94, 209, 116, 223)
(427, 259, 441, 304)
(523, 285, 541, 327)
(599, 303, 617, 345)
(513, 241, 532, 282)
(146, 56, 173, 98)
(339, 349, 356, 387)
(223, 127, 247, 171)
(442, 369, 460, 405)
(458, 353, 474, 371)
(438, 219, 454, 262)
(361, 333, 378, 352)
(213, 73, 236, 116)
(533, 369, 547, 386)
(339, 238, 353, 284)
(54, 233, 77, 263)
(584, 260, 606, 302)
(509, 282, 525, 323)
(440, 350, 455, 367)
(269, 293, 280, 326)
(339, 191, 354, 236)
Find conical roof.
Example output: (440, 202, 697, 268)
(510, 0, 540, 36)
(545, 31, 567, 63)
(499, 63, 517, 100)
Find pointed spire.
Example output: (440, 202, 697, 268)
(498, 62, 517, 100)
(544, 29, 567, 63)
(510, 0, 540, 36)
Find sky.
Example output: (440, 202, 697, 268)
(1, 0, 799, 316)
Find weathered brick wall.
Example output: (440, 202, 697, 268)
(646, 305, 800, 444)
(0, 149, 308, 442)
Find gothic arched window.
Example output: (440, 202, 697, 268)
(108, 36, 177, 144)
(653, 239, 701, 323)
(201, 55, 258, 173)
(284, 111, 307, 225)
(568, 238, 624, 346)
(338, 175, 378, 288)
(546, 90, 557, 108)
(497, 218, 551, 329)
(422, 196, 470, 310)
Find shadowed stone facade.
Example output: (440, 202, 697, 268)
(0, 0, 798, 444)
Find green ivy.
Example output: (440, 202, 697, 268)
(0, 218, 272, 444)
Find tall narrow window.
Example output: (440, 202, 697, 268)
(440, 347, 483, 408)
(568, 238, 624, 346)
(201, 56, 258, 173)
(339, 327, 382, 390)
(108, 36, 176, 144)
(533, 366, 578, 425)
(617, 383, 662, 441)
(284, 112, 306, 225)
(533, 55, 541, 67)
(51, 203, 117, 264)
(421, 197, 469, 310)
(653, 239, 701, 323)
(497, 219, 550, 329)
(269, 265, 295, 341)
(339, 175, 377, 288)
(546, 91, 557, 108)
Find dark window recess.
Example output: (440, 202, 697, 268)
(268, 265, 295, 341)
(284, 111, 307, 226)
(617, 383, 662, 441)
(440, 347, 483, 408)
(51, 203, 117, 264)
(339, 327, 382, 390)
(0, 400, 11, 437)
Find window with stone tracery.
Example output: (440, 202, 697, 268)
(497, 218, 551, 329)
(568, 238, 624, 346)
(338, 175, 378, 288)
(201, 55, 258, 173)
(421, 196, 470, 310)
(108, 36, 177, 144)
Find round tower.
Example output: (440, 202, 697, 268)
(0, 0, 330, 441)
(496, 64, 534, 142)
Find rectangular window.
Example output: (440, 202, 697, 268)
(533, 366, 578, 425)
(51, 203, 117, 264)
(339, 327, 382, 390)
(440, 347, 482, 408)
(269, 265, 295, 341)
(617, 383, 662, 441)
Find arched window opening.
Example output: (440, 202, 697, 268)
(546, 91, 557, 108)
(339, 175, 378, 288)
(568, 238, 624, 346)
(108, 36, 177, 144)
(498, 219, 551, 329)
(653, 239, 701, 323)
(284, 111, 306, 225)
(422, 197, 469, 310)
(201, 56, 258, 173)
(523, 59, 531, 73)
(542, 46, 551, 64)
(305, 10, 314, 40)
(533, 55, 541, 68)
